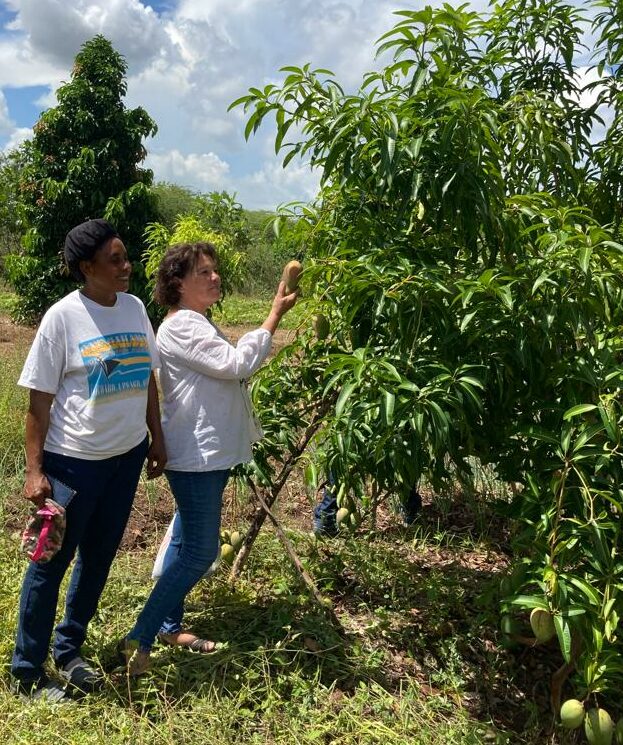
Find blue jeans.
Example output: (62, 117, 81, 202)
(127, 468, 229, 651)
(313, 475, 422, 532)
(12, 437, 148, 683)
(313, 477, 338, 535)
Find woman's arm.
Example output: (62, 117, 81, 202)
(167, 282, 298, 380)
(23, 389, 54, 507)
(261, 281, 298, 335)
(145, 372, 167, 479)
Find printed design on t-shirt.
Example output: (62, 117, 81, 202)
(79, 332, 151, 401)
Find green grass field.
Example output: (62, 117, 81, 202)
(212, 293, 307, 330)
(0, 303, 572, 744)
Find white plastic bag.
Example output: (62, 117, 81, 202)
(151, 516, 175, 580)
(151, 514, 221, 580)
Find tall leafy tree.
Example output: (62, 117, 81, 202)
(6, 34, 157, 322)
(0, 148, 25, 275)
(232, 1, 623, 706)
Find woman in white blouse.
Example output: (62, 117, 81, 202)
(121, 241, 296, 673)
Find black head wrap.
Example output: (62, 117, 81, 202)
(64, 218, 120, 281)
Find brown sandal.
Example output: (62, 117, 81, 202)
(157, 632, 216, 654)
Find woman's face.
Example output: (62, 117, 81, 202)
(80, 237, 132, 293)
(179, 253, 221, 310)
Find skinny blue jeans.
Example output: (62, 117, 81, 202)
(127, 468, 229, 651)
(12, 437, 148, 683)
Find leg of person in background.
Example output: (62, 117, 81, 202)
(314, 474, 423, 533)
(399, 482, 423, 526)
(312, 473, 338, 536)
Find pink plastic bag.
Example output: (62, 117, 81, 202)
(21, 499, 67, 563)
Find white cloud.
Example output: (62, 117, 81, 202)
(145, 148, 230, 190)
(5, 0, 170, 70)
(0, 38, 65, 87)
(3, 126, 31, 151)
(573, 66, 614, 143)
(237, 159, 321, 210)
(0, 90, 14, 135)
(0, 0, 611, 208)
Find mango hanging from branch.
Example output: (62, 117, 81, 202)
(560, 699, 585, 730)
(585, 708, 613, 745)
(230, 531, 243, 551)
(530, 608, 556, 643)
(313, 313, 330, 340)
(336, 507, 350, 528)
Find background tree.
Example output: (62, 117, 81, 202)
(152, 181, 199, 229)
(149, 187, 302, 297)
(231, 0, 623, 712)
(5, 34, 157, 322)
(0, 149, 25, 279)
(143, 213, 247, 320)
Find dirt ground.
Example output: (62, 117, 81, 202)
(0, 313, 293, 356)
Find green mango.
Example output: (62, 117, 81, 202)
(336, 507, 350, 528)
(282, 260, 302, 293)
(585, 708, 613, 745)
(313, 313, 330, 340)
(530, 608, 555, 643)
(560, 699, 584, 730)
(230, 531, 243, 551)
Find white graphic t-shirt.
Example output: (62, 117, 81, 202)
(19, 290, 159, 460)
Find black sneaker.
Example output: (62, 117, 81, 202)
(12, 674, 70, 703)
(399, 488, 423, 526)
(57, 657, 104, 694)
(313, 514, 339, 537)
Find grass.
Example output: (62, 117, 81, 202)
(213, 293, 308, 330)
(0, 305, 576, 744)
(0, 291, 15, 314)
(0, 525, 516, 745)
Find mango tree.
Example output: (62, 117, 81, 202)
(6, 35, 157, 323)
(228, 0, 623, 715)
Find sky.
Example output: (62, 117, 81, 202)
(0, 0, 603, 210)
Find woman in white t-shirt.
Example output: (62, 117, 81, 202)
(12, 219, 166, 701)
(121, 241, 296, 674)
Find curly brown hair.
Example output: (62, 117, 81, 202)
(154, 242, 218, 307)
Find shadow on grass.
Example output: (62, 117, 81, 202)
(96, 589, 369, 718)
(90, 531, 564, 744)
(302, 528, 564, 741)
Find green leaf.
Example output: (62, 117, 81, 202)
(578, 245, 592, 273)
(554, 614, 572, 663)
(335, 381, 357, 418)
(381, 389, 395, 426)
(563, 404, 597, 421)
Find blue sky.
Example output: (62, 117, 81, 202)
(0, 0, 605, 209)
